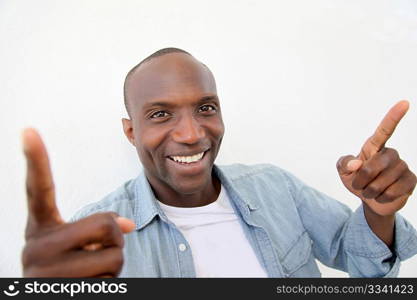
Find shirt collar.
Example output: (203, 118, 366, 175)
(213, 165, 259, 214)
(132, 169, 161, 230)
(132, 164, 257, 230)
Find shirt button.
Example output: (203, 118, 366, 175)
(178, 243, 187, 252)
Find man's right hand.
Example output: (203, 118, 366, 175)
(21, 128, 135, 277)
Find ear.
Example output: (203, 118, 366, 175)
(122, 118, 136, 146)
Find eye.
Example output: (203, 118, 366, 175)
(150, 111, 169, 119)
(198, 104, 216, 113)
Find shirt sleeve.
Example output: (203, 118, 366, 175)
(281, 168, 417, 278)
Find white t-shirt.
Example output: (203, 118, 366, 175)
(158, 185, 268, 277)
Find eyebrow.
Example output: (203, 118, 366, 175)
(142, 95, 219, 111)
(142, 101, 175, 110)
(198, 95, 219, 104)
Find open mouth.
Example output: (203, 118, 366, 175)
(167, 150, 208, 164)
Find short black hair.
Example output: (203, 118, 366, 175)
(123, 47, 191, 117)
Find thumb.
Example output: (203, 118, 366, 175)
(106, 212, 136, 234)
(115, 217, 136, 234)
(336, 155, 363, 176)
(83, 215, 135, 251)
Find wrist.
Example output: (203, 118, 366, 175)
(363, 202, 395, 248)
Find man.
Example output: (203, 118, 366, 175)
(22, 48, 417, 277)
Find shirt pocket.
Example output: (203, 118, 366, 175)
(281, 231, 320, 277)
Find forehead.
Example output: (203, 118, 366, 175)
(126, 53, 217, 108)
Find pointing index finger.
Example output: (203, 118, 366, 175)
(360, 100, 409, 159)
(23, 128, 62, 234)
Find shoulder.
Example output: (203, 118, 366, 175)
(70, 178, 137, 222)
(216, 163, 309, 203)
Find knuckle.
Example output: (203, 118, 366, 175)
(39, 183, 56, 196)
(336, 157, 343, 170)
(385, 147, 399, 161)
(27, 183, 55, 200)
(360, 166, 372, 177)
(363, 185, 379, 198)
(98, 214, 117, 235)
(398, 160, 409, 172)
(366, 137, 376, 147)
(97, 214, 122, 245)
(382, 190, 396, 202)
(378, 126, 391, 137)
(21, 238, 52, 269)
(407, 172, 417, 190)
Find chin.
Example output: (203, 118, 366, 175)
(168, 174, 210, 195)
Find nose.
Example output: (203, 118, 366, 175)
(172, 114, 205, 144)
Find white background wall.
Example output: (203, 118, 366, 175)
(1, 0, 417, 277)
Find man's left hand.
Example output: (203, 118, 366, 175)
(336, 101, 416, 246)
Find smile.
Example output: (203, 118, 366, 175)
(168, 151, 206, 164)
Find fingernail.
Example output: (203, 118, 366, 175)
(347, 159, 362, 171)
(22, 128, 36, 154)
(116, 216, 136, 233)
(116, 216, 135, 225)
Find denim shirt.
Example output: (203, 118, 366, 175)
(71, 164, 417, 277)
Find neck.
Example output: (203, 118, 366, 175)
(147, 172, 221, 208)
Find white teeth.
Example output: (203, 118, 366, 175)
(170, 152, 204, 163)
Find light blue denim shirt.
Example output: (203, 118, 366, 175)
(71, 164, 417, 277)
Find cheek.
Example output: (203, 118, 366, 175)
(135, 125, 169, 161)
(206, 117, 225, 141)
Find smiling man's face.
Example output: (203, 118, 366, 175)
(123, 52, 224, 201)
